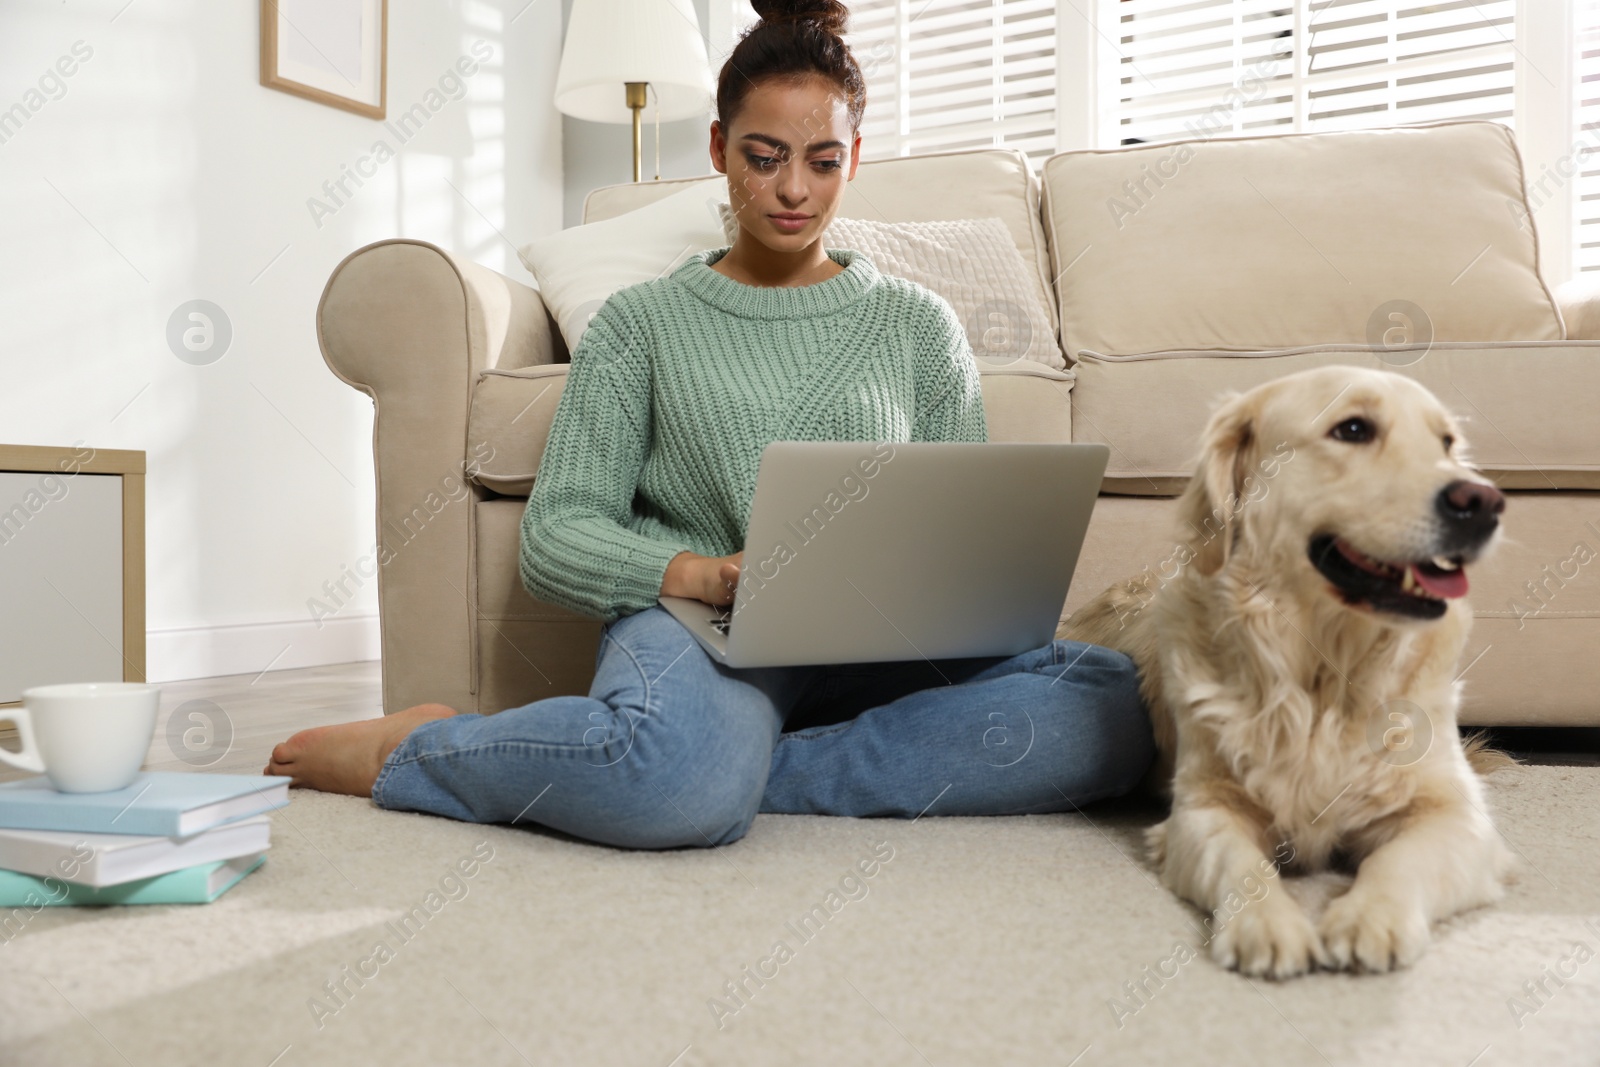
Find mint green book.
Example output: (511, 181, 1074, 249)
(0, 853, 265, 906)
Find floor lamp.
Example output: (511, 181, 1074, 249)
(555, 0, 715, 183)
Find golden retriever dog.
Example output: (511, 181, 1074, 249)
(1059, 365, 1517, 978)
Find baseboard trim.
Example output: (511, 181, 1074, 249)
(147, 613, 380, 683)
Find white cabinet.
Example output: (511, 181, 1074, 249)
(0, 445, 145, 705)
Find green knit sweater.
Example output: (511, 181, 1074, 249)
(518, 244, 989, 623)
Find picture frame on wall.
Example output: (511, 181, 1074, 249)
(260, 0, 387, 119)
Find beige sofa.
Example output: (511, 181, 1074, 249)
(318, 119, 1600, 727)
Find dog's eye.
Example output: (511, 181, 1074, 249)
(1443, 434, 1455, 452)
(1329, 416, 1375, 444)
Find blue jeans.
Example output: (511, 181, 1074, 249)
(371, 604, 1155, 850)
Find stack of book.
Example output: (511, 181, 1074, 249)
(0, 772, 291, 905)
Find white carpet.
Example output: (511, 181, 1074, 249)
(2, 764, 1597, 1067)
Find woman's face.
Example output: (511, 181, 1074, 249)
(711, 76, 861, 252)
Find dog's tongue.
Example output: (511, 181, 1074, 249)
(1412, 563, 1469, 599)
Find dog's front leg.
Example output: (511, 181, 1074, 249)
(1155, 801, 1324, 979)
(1318, 778, 1514, 973)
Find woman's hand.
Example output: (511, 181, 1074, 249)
(662, 550, 744, 608)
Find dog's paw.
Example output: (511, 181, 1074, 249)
(1145, 821, 1168, 867)
(1317, 888, 1430, 973)
(1209, 895, 1325, 979)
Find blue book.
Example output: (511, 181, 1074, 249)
(0, 854, 266, 906)
(0, 773, 291, 837)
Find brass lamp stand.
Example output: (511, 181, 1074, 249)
(626, 81, 648, 183)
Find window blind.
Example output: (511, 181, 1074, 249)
(843, 0, 1060, 169)
(1576, 0, 1600, 272)
(1100, 0, 1518, 146)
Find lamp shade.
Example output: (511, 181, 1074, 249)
(555, 0, 714, 123)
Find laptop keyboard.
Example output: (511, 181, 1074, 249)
(711, 609, 733, 636)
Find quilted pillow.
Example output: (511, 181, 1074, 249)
(718, 204, 1066, 370)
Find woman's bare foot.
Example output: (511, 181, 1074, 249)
(263, 703, 459, 797)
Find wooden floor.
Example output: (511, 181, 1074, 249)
(0, 661, 383, 784)
(2, 660, 1591, 787)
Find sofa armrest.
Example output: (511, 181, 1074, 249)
(319, 239, 555, 388)
(1556, 274, 1600, 341)
(317, 239, 556, 714)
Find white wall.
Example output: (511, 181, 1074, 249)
(0, 0, 563, 682)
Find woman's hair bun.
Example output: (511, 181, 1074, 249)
(750, 0, 849, 37)
(718, 0, 864, 135)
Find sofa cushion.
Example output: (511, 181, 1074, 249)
(1041, 121, 1564, 359)
(584, 147, 1059, 347)
(467, 365, 570, 497)
(1073, 342, 1600, 492)
(1558, 274, 1600, 340)
(466, 361, 1075, 498)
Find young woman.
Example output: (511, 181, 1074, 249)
(267, 0, 1155, 848)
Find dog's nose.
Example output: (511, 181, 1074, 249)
(1436, 479, 1504, 541)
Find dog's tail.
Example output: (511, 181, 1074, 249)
(1056, 579, 1150, 652)
(1462, 730, 1520, 776)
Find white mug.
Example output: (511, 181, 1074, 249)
(0, 682, 161, 793)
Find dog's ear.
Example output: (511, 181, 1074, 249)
(1178, 389, 1260, 577)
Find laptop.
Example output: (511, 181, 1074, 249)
(657, 440, 1110, 668)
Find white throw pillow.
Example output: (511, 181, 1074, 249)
(517, 177, 730, 351)
(719, 204, 1065, 370)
